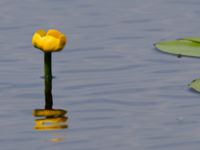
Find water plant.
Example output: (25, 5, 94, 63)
(32, 29, 68, 130)
(154, 37, 200, 92)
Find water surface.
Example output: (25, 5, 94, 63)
(1, 0, 200, 149)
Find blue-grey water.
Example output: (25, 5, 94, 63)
(1, 0, 200, 149)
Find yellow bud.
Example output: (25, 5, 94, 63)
(32, 29, 67, 52)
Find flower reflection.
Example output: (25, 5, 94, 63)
(42, 133, 66, 143)
(33, 109, 68, 131)
(50, 137, 65, 143)
(33, 109, 67, 117)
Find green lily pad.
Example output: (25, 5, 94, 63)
(154, 39, 200, 57)
(189, 78, 200, 92)
(181, 37, 200, 43)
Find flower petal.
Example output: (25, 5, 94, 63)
(32, 29, 67, 52)
(42, 36, 58, 52)
(47, 29, 62, 39)
(32, 29, 46, 49)
(57, 34, 67, 51)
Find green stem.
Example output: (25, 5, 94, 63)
(44, 52, 52, 79)
(44, 52, 53, 109)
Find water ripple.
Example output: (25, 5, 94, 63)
(63, 82, 115, 90)
(1, 0, 200, 150)
(67, 98, 158, 107)
(61, 64, 141, 73)
(149, 140, 200, 149)
(121, 19, 152, 24)
(69, 125, 123, 132)
(77, 24, 109, 29)
(67, 47, 105, 53)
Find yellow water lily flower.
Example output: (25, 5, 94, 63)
(32, 29, 67, 52)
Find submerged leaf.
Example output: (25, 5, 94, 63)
(189, 78, 200, 92)
(154, 39, 200, 57)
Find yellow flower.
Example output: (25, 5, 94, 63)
(32, 29, 67, 52)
